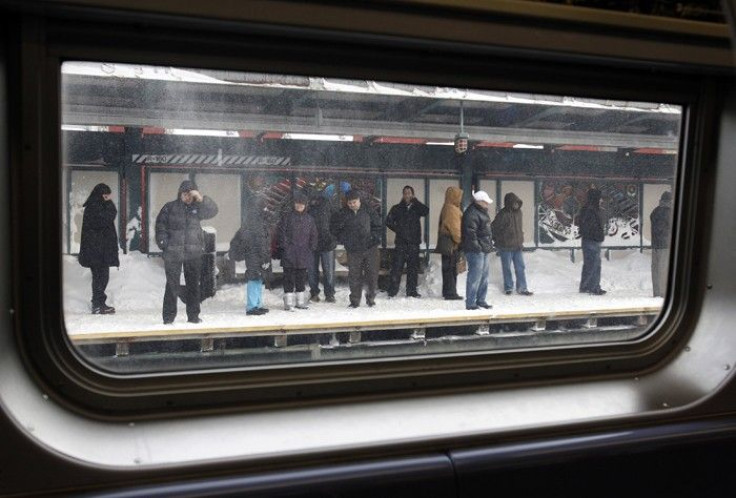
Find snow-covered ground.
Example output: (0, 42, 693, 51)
(63, 250, 663, 337)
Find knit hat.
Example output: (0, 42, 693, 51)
(472, 190, 493, 205)
(660, 191, 672, 202)
(293, 190, 308, 204)
(178, 180, 198, 194)
(346, 189, 361, 201)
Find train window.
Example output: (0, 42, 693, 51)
(61, 61, 680, 374)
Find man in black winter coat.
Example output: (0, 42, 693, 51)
(308, 187, 338, 303)
(461, 190, 494, 310)
(330, 190, 382, 308)
(386, 185, 429, 298)
(155, 180, 218, 324)
(650, 190, 672, 297)
(576, 188, 606, 295)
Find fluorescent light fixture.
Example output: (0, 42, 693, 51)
(282, 133, 354, 141)
(61, 125, 109, 132)
(167, 129, 240, 137)
(512, 144, 544, 149)
(426, 141, 455, 146)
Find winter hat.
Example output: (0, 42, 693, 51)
(323, 184, 335, 198)
(660, 191, 672, 203)
(346, 189, 361, 201)
(473, 190, 493, 205)
(340, 181, 352, 194)
(292, 190, 308, 205)
(178, 180, 198, 194)
(586, 188, 601, 205)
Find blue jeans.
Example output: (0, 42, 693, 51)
(499, 250, 528, 293)
(465, 251, 491, 308)
(308, 250, 335, 298)
(246, 278, 263, 311)
(580, 239, 602, 292)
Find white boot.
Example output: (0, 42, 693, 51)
(295, 291, 310, 309)
(283, 292, 295, 311)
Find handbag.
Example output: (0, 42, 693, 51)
(435, 232, 455, 256)
(456, 251, 467, 274)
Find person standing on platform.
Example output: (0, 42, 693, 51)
(385, 185, 429, 298)
(492, 192, 533, 296)
(155, 180, 218, 324)
(437, 186, 464, 301)
(228, 198, 271, 315)
(650, 190, 672, 297)
(576, 187, 607, 295)
(308, 186, 338, 303)
(279, 190, 318, 310)
(78, 183, 120, 315)
(330, 190, 382, 308)
(461, 190, 494, 310)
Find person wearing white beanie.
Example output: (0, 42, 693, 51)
(461, 191, 494, 310)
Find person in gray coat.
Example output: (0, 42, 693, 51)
(492, 192, 532, 296)
(650, 191, 672, 297)
(155, 180, 218, 324)
(279, 190, 318, 310)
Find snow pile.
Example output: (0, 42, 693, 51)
(64, 249, 662, 336)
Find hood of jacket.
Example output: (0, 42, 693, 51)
(586, 188, 601, 206)
(444, 187, 463, 207)
(503, 192, 522, 210)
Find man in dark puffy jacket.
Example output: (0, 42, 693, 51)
(155, 180, 218, 324)
(330, 190, 382, 308)
(385, 185, 429, 298)
(650, 190, 672, 297)
(461, 191, 494, 310)
(575, 188, 606, 295)
(308, 186, 338, 303)
(492, 192, 532, 296)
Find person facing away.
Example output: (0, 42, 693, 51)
(78, 183, 120, 315)
(650, 190, 672, 297)
(461, 190, 494, 310)
(155, 180, 218, 324)
(437, 186, 464, 301)
(491, 192, 533, 296)
(385, 185, 429, 298)
(228, 197, 271, 316)
(308, 185, 339, 303)
(279, 190, 318, 311)
(576, 187, 606, 295)
(330, 189, 382, 308)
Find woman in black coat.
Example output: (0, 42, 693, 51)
(78, 183, 120, 314)
(278, 190, 318, 310)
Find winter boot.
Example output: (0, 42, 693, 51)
(283, 292, 296, 311)
(295, 291, 310, 309)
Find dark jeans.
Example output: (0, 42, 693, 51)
(308, 250, 335, 298)
(163, 256, 201, 322)
(388, 243, 420, 296)
(347, 246, 379, 306)
(90, 265, 110, 307)
(498, 249, 528, 293)
(441, 253, 458, 298)
(580, 239, 602, 292)
(283, 268, 307, 293)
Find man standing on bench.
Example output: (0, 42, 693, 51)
(385, 185, 429, 298)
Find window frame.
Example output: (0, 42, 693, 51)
(10, 7, 721, 418)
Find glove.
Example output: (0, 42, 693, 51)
(261, 262, 271, 271)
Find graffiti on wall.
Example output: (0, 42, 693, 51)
(537, 181, 640, 246)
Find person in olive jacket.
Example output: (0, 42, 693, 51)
(492, 192, 533, 296)
(385, 185, 429, 298)
(330, 189, 382, 308)
(279, 190, 318, 310)
(650, 190, 672, 297)
(229, 197, 271, 315)
(155, 180, 218, 324)
(437, 186, 464, 301)
(575, 187, 606, 295)
(78, 183, 120, 314)
(307, 186, 338, 303)
(461, 190, 494, 310)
